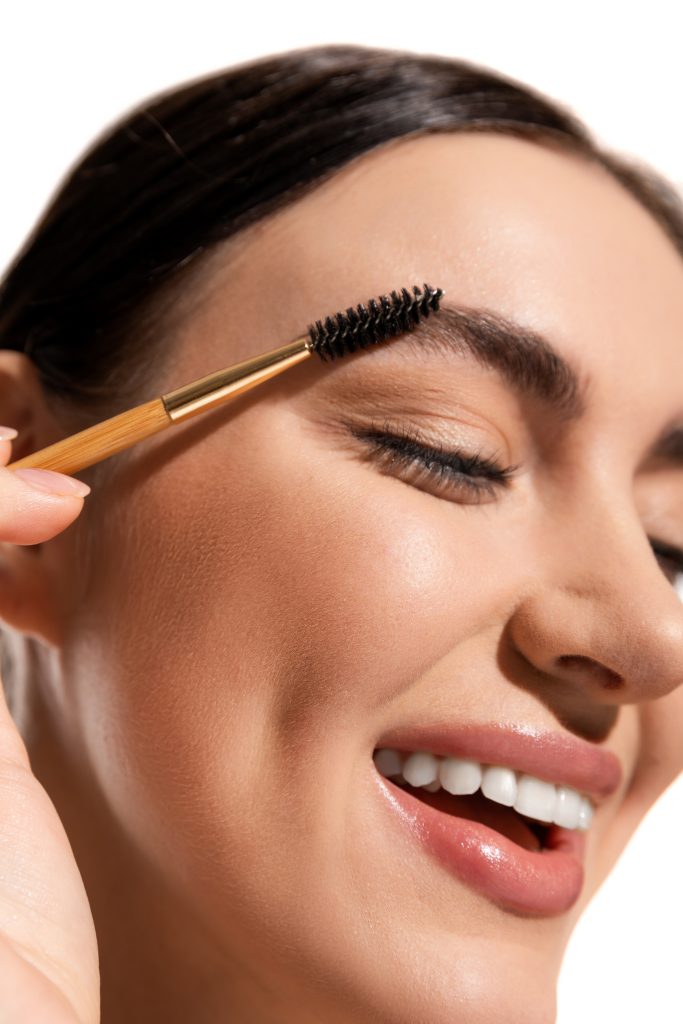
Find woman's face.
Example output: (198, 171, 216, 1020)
(41, 133, 683, 1022)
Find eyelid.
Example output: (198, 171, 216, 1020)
(353, 416, 519, 472)
(346, 417, 520, 506)
(345, 413, 512, 460)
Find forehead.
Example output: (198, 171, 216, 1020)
(192, 133, 683, 429)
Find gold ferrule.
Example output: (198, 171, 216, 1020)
(162, 335, 313, 422)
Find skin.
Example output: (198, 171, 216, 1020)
(0, 131, 682, 1023)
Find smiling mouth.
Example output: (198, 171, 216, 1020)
(371, 743, 597, 854)
(370, 727, 605, 915)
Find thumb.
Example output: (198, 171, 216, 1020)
(0, 430, 91, 545)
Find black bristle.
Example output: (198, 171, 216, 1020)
(307, 282, 444, 362)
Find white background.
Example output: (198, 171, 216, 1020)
(2, 3, 681, 1021)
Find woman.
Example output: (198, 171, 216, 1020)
(0, 44, 681, 1023)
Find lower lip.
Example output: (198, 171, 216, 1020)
(377, 775, 587, 916)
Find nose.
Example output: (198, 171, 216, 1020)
(506, 492, 683, 707)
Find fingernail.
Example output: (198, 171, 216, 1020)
(13, 468, 91, 497)
(0, 426, 18, 440)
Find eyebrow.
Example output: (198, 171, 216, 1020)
(395, 301, 589, 421)
(383, 300, 683, 470)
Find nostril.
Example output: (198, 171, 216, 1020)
(556, 655, 624, 690)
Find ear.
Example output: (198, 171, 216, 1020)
(0, 349, 81, 649)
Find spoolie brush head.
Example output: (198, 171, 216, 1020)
(306, 282, 444, 362)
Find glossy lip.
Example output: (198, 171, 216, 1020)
(375, 771, 588, 915)
(374, 721, 623, 805)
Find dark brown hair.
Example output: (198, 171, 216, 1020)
(1, 43, 682, 435)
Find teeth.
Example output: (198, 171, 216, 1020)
(439, 757, 482, 795)
(402, 751, 439, 787)
(577, 796, 593, 830)
(514, 775, 557, 823)
(373, 747, 595, 833)
(481, 765, 517, 807)
(553, 785, 583, 829)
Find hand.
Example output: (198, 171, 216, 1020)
(0, 431, 99, 1023)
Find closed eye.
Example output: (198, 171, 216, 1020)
(347, 419, 519, 504)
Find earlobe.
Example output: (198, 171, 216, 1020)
(0, 349, 60, 465)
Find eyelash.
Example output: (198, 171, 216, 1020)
(350, 419, 683, 588)
(350, 419, 519, 503)
(649, 538, 683, 590)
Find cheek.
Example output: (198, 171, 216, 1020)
(231, 437, 519, 730)
(74, 408, 527, 755)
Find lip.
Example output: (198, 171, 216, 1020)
(375, 773, 588, 915)
(375, 721, 623, 805)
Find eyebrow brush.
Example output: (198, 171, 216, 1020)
(6, 282, 444, 479)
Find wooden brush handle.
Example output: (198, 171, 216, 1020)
(5, 336, 313, 479)
(6, 398, 171, 477)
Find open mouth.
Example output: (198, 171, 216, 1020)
(390, 780, 550, 852)
(370, 734, 597, 914)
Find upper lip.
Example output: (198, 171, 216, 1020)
(375, 721, 623, 806)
